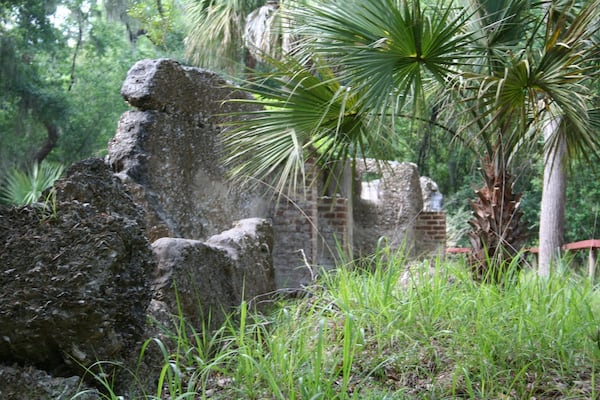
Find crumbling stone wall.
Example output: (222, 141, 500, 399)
(272, 192, 318, 287)
(271, 161, 354, 288)
(0, 159, 154, 387)
(108, 58, 445, 289)
(317, 196, 350, 266)
(0, 158, 278, 397)
(109, 58, 314, 288)
(353, 160, 424, 257)
(108, 58, 270, 242)
(152, 218, 275, 330)
(270, 161, 320, 288)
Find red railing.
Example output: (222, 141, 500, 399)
(447, 240, 600, 279)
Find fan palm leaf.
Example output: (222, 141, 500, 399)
(459, 0, 600, 277)
(472, 0, 600, 162)
(294, 0, 477, 121)
(222, 0, 598, 279)
(0, 161, 64, 206)
(223, 55, 382, 195)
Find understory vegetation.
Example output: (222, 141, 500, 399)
(77, 250, 600, 399)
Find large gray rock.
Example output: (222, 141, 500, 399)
(207, 217, 274, 295)
(0, 159, 154, 378)
(152, 218, 275, 330)
(108, 58, 269, 242)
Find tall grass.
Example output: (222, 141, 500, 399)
(76, 251, 600, 399)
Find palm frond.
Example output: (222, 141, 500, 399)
(461, 0, 600, 164)
(0, 161, 64, 206)
(184, 0, 262, 71)
(222, 55, 381, 196)
(294, 0, 477, 120)
(535, 0, 600, 161)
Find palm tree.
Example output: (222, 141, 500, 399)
(533, 2, 600, 274)
(225, 0, 474, 181)
(223, 0, 600, 280)
(469, 0, 600, 276)
(184, 0, 296, 73)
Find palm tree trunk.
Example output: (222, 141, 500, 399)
(538, 121, 566, 276)
(468, 159, 525, 284)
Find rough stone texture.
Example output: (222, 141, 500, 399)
(0, 158, 154, 378)
(108, 58, 269, 242)
(353, 160, 423, 257)
(51, 158, 147, 227)
(152, 218, 275, 329)
(206, 217, 275, 298)
(0, 364, 99, 400)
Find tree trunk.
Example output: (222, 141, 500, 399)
(33, 123, 58, 164)
(538, 122, 567, 276)
(467, 159, 526, 284)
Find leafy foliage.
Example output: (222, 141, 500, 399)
(223, 55, 379, 195)
(0, 0, 69, 167)
(221, 0, 599, 280)
(128, 0, 185, 51)
(0, 161, 64, 206)
(295, 0, 476, 122)
(0, 0, 186, 172)
(184, 0, 264, 73)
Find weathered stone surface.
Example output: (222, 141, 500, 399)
(108, 58, 269, 242)
(51, 158, 146, 226)
(207, 218, 275, 302)
(152, 218, 275, 329)
(0, 159, 154, 377)
(0, 364, 98, 400)
(353, 160, 423, 257)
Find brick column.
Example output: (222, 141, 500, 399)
(271, 161, 319, 288)
(317, 196, 350, 267)
(415, 211, 446, 257)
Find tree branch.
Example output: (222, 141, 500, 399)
(34, 123, 59, 164)
(68, 8, 84, 92)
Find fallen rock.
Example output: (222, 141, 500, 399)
(206, 217, 275, 305)
(0, 159, 154, 379)
(152, 218, 275, 330)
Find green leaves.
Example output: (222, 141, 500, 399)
(184, 0, 263, 72)
(222, 0, 599, 202)
(222, 0, 479, 194)
(0, 161, 64, 206)
(223, 55, 377, 195)
(296, 0, 475, 117)
(474, 0, 600, 162)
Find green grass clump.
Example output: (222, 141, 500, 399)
(78, 250, 600, 399)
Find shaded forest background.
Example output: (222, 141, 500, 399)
(1, 0, 599, 248)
